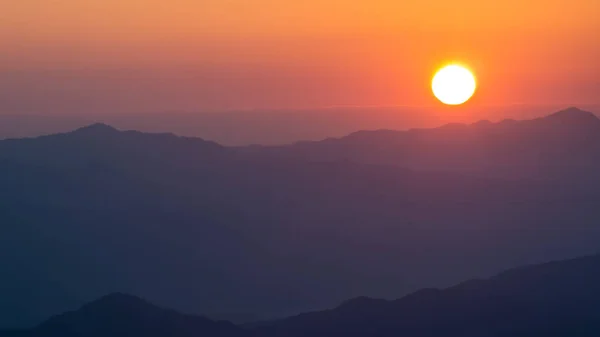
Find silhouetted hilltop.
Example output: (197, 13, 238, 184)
(28, 293, 243, 337)
(70, 123, 120, 136)
(256, 254, 600, 337)
(0, 123, 226, 170)
(54, 293, 158, 317)
(543, 107, 600, 125)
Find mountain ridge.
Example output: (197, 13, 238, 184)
(257, 107, 600, 181)
(283, 107, 598, 145)
(3, 106, 595, 145)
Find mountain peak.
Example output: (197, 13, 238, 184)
(544, 107, 599, 124)
(80, 292, 154, 312)
(92, 292, 145, 302)
(35, 293, 245, 337)
(37, 293, 171, 330)
(71, 123, 119, 136)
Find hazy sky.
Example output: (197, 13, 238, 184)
(1, 0, 598, 114)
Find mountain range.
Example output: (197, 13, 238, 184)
(2, 254, 600, 336)
(1, 107, 600, 327)
(256, 107, 600, 181)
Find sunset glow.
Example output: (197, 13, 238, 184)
(1, 0, 600, 333)
(0, 0, 598, 112)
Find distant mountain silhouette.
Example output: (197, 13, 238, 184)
(256, 254, 600, 337)
(0, 123, 226, 170)
(2, 108, 600, 327)
(261, 107, 600, 181)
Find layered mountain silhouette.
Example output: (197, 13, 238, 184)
(260, 107, 600, 181)
(2, 108, 600, 327)
(2, 254, 600, 337)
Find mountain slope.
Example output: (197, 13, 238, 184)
(256, 254, 600, 337)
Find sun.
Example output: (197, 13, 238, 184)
(432, 64, 477, 105)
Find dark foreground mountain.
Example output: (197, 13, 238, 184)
(0, 293, 243, 337)
(2, 254, 600, 337)
(2, 108, 600, 327)
(256, 254, 600, 337)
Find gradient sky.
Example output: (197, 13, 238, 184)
(1, 0, 599, 114)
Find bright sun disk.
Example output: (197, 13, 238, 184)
(432, 64, 477, 105)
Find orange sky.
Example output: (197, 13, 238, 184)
(0, 0, 598, 112)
